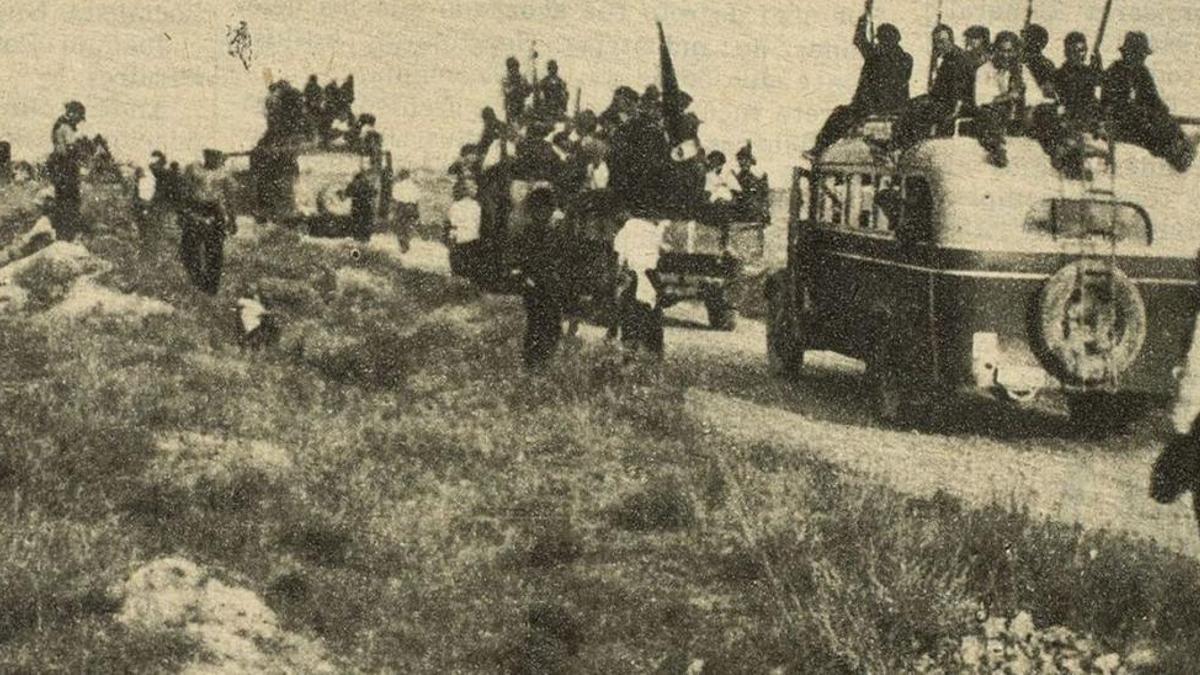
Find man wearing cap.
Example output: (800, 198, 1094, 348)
(1102, 31, 1194, 172)
(48, 101, 87, 241)
(807, 4, 912, 159)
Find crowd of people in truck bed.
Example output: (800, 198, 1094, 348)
(444, 56, 772, 261)
(810, 4, 1197, 174)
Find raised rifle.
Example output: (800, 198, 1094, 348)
(1094, 0, 1115, 62)
(865, 0, 875, 44)
(1023, 0, 1034, 30)
(574, 87, 582, 118)
(530, 40, 541, 112)
(927, 0, 944, 92)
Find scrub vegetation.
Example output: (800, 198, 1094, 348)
(1, 181, 1198, 672)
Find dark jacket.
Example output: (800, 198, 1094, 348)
(1102, 60, 1169, 115)
(1025, 53, 1057, 93)
(607, 113, 671, 216)
(539, 74, 570, 116)
(850, 16, 913, 114)
(929, 47, 976, 110)
(1055, 61, 1102, 117)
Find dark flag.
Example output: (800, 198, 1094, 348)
(658, 21, 686, 146)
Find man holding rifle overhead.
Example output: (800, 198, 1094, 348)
(806, 0, 912, 159)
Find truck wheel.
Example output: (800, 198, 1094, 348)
(704, 287, 737, 331)
(765, 272, 804, 380)
(1066, 392, 1146, 436)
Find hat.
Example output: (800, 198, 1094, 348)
(736, 141, 755, 163)
(65, 100, 86, 118)
(1120, 31, 1152, 55)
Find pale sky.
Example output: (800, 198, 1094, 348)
(1, 0, 1197, 179)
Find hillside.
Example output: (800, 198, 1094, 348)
(1, 181, 1199, 672)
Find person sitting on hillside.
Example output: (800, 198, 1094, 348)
(807, 3, 913, 159)
(0, 188, 56, 266)
(1102, 31, 1194, 172)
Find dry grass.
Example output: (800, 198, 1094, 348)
(1, 181, 1199, 671)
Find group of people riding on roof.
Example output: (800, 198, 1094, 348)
(809, 3, 1196, 174)
(259, 75, 382, 158)
(446, 55, 771, 248)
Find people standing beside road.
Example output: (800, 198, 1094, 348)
(47, 101, 88, 241)
(391, 168, 420, 253)
(808, 1, 912, 159)
(974, 31, 1049, 168)
(1102, 31, 1194, 172)
(178, 150, 234, 295)
(612, 216, 665, 358)
(518, 187, 567, 370)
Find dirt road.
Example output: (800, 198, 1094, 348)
(379, 235, 1200, 559)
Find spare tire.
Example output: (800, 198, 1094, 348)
(1035, 258, 1147, 387)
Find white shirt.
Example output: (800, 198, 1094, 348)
(975, 63, 1048, 108)
(137, 171, 157, 202)
(613, 217, 665, 305)
(482, 138, 519, 170)
(391, 177, 420, 204)
(705, 167, 742, 203)
(237, 297, 267, 334)
(586, 161, 609, 190)
(448, 198, 482, 244)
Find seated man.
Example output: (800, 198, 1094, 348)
(808, 2, 912, 158)
(873, 24, 974, 156)
(1102, 31, 1194, 172)
(974, 31, 1049, 168)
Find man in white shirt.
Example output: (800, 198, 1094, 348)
(612, 217, 666, 356)
(447, 182, 484, 281)
(974, 31, 1049, 168)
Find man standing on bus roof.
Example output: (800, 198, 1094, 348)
(1055, 32, 1103, 124)
(806, 1, 912, 159)
(538, 60, 569, 119)
(1102, 31, 1194, 172)
(974, 31, 1049, 168)
(875, 24, 972, 155)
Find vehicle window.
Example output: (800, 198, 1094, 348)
(835, 172, 895, 234)
(900, 176, 934, 241)
(1023, 199, 1152, 244)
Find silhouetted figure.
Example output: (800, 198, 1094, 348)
(1102, 31, 1193, 172)
(519, 188, 566, 369)
(538, 60, 570, 118)
(880, 25, 975, 153)
(48, 100, 87, 240)
(810, 11, 912, 157)
(1055, 32, 1103, 124)
(179, 150, 232, 294)
(503, 57, 533, 123)
(1021, 24, 1057, 94)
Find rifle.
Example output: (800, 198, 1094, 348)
(927, 0, 944, 91)
(1093, 0, 1114, 62)
(1023, 0, 1034, 30)
(574, 87, 582, 118)
(530, 40, 541, 111)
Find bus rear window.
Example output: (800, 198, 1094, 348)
(1024, 199, 1152, 244)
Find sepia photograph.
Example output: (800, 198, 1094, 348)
(3, 0, 1200, 671)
